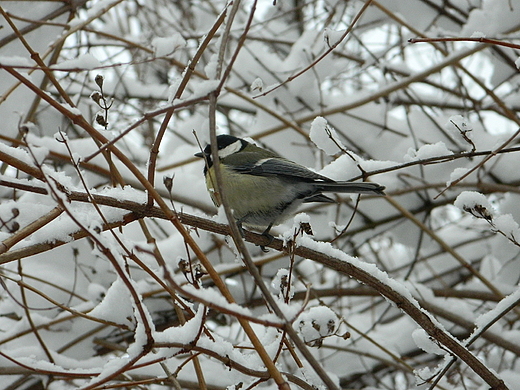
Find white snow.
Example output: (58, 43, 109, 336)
(1, 2, 519, 389)
(0, 142, 39, 168)
(181, 285, 256, 318)
(271, 268, 293, 299)
(0, 55, 33, 67)
(293, 234, 420, 309)
(204, 54, 218, 79)
(87, 277, 134, 327)
(186, 80, 220, 99)
(470, 31, 486, 38)
(152, 33, 186, 57)
(493, 214, 520, 241)
(154, 305, 205, 345)
(296, 305, 337, 345)
(454, 191, 495, 218)
(471, 287, 520, 344)
(412, 328, 446, 355)
(447, 167, 469, 186)
(323, 28, 347, 47)
(463, 1, 520, 36)
(310, 116, 346, 155)
(51, 53, 101, 70)
(250, 77, 264, 92)
(404, 141, 452, 161)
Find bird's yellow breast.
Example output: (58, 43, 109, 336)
(205, 164, 297, 228)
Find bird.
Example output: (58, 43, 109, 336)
(195, 134, 385, 243)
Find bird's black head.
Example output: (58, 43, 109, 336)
(194, 135, 248, 169)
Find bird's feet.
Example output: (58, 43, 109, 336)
(259, 224, 274, 252)
(236, 221, 273, 252)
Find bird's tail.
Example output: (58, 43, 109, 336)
(318, 182, 386, 195)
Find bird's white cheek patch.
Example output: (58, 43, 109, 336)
(218, 140, 243, 158)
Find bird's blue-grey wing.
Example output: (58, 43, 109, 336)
(231, 156, 333, 182)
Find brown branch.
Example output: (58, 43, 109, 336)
(0, 180, 510, 389)
(253, 0, 374, 98)
(289, 243, 508, 390)
(409, 36, 520, 50)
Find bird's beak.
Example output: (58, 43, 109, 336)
(194, 151, 205, 158)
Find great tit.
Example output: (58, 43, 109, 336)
(195, 134, 385, 238)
